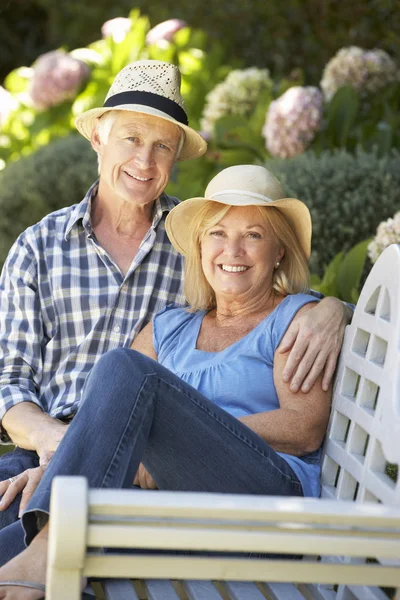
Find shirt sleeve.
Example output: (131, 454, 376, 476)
(0, 236, 46, 443)
(152, 304, 192, 361)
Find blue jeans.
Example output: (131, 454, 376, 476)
(0, 349, 303, 562)
(0, 449, 39, 563)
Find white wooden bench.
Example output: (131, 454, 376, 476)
(46, 243, 400, 600)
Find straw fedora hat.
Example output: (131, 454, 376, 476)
(166, 165, 312, 258)
(75, 60, 207, 161)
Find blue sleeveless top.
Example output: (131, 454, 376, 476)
(153, 293, 321, 497)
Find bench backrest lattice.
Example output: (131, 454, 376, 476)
(321, 242, 400, 505)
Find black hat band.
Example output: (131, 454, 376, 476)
(104, 91, 189, 126)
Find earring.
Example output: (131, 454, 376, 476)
(275, 261, 280, 269)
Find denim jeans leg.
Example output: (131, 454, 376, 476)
(21, 348, 303, 546)
(0, 448, 39, 565)
(0, 521, 26, 566)
(0, 448, 39, 529)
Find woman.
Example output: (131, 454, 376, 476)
(0, 165, 331, 598)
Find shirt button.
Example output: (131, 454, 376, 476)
(113, 325, 120, 333)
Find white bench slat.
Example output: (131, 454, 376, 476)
(339, 586, 392, 600)
(145, 579, 180, 600)
(298, 584, 337, 600)
(87, 490, 400, 527)
(183, 580, 224, 600)
(262, 582, 310, 600)
(225, 581, 269, 599)
(82, 555, 400, 587)
(85, 523, 400, 559)
(102, 579, 139, 600)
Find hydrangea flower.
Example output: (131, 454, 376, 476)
(321, 46, 398, 101)
(29, 50, 90, 111)
(0, 86, 17, 127)
(262, 86, 323, 158)
(367, 212, 400, 263)
(200, 68, 273, 135)
(146, 19, 187, 45)
(101, 17, 132, 43)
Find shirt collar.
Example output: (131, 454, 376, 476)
(65, 181, 98, 240)
(64, 181, 178, 240)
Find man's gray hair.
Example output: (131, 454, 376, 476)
(96, 112, 118, 174)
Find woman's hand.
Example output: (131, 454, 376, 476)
(133, 463, 158, 489)
(279, 298, 353, 393)
(0, 466, 46, 517)
(0, 421, 69, 517)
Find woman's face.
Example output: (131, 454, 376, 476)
(200, 205, 284, 304)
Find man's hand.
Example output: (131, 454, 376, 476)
(0, 466, 46, 517)
(133, 463, 158, 489)
(2, 403, 69, 459)
(279, 298, 352, 393)
(32, 421, 68, 467)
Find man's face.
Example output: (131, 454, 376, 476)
(94, 112, 181, 209)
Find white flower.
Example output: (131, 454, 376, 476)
(146, 19, 187, 45)
(367, 211, 400, 263)
(0, 86, 17, 127)
(200, 68, 273, 135)
(101, 17, 132, 43)
(29, 50, 90, 111)
(321, 46, 398, 101)
(262, 86, 323, 158)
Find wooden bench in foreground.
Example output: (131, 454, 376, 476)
(46, 243, 400, 600)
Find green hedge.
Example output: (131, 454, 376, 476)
(268, 148, 400, 275)
(0, 134, 97, 268)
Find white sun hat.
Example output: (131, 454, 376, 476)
(74, 60, 207, 161)
(166, 164, 312, 258)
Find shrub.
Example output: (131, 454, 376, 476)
(0, 134, 97, 268)
(267, 148, 400, 275)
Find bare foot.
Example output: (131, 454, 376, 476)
(0, 525, 48, 600)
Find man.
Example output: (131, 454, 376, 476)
(0, 60, 350, 567)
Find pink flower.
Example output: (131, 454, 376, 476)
(0, 86, 17, 127)
(263, 86, 323, 158)
(101, 17, 132, 43)
(321, 46, 398, 101)
(146, 19, 187, 45)
(29, 50, 90, 111)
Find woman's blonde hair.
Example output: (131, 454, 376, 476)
(184, 202, 310, 310)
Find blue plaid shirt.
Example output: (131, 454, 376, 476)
(0, 181, 185, 442)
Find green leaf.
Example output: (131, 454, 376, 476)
(251, 88, 273, 133)
(309, 273, 322, 288)
(326, 86, 359, 147)
(173, 27, 191, 48)
(70, 47, 105, 67)
(318, 251, 344, 297)
(337, 238, 370, 303)
(4, 67, 32, 94)
(214, 115, 249, 144)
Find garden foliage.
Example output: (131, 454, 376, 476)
(0, 12, 232, 166)
(267, 148, 400, 277)
(0, 135, 97, 267)
(2, 0, 400, 84)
